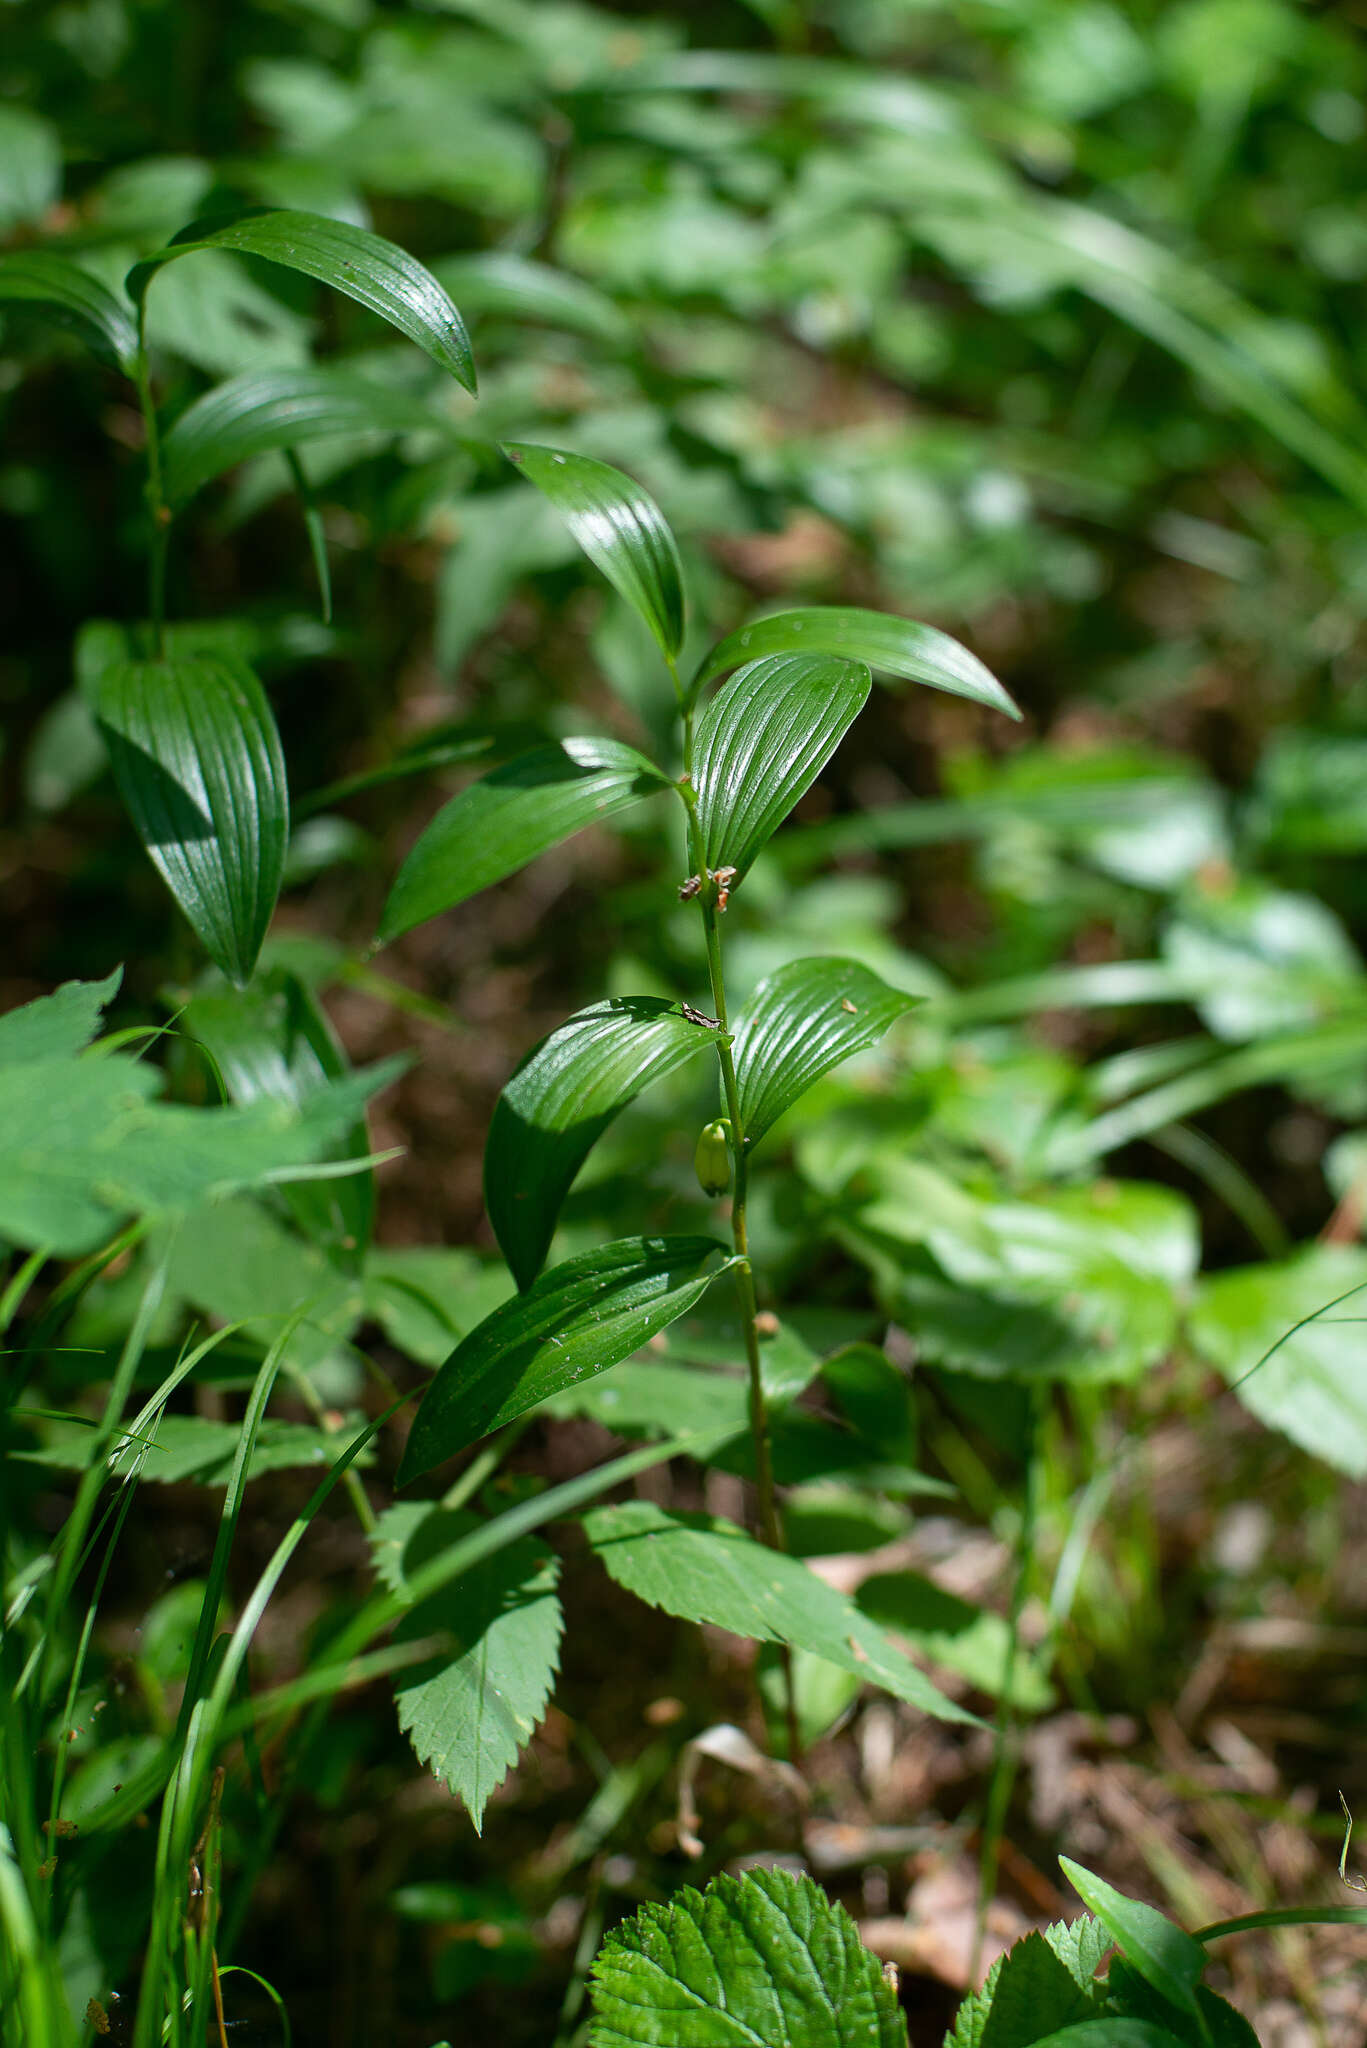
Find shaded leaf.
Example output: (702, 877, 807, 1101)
(397, 1237, 729, 1484)
(0, 106, 61, 232)
(0, 253, 138, 373)
(1058, 1859, 1205, 2018)
(857, 1571, 1053, 1710)
(97, 655, 288, 987)
(1026, 2027, 1188, 2048)
(377, 737, 666, 943)
(0, 970, 122, 1067)
(486, 997, 715, 1290)
(732, 957, 918, 1147)
(693, 653, 870, 879)
(432, 251, 627, 340)
(945, 1930, 1095, 2048)
(693, 606, 1018, 720)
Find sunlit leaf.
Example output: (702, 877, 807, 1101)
(732, 957, 918, 1146)
(0, 252, 138, 373)
(692, 606, 1018, 719)
(1059, 1858, 1205, 2017)
(0, 969, 122, 1067)
(432, 251, 627, 341)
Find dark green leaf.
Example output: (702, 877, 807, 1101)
(97, 655, 288, 987)
(1105, 1963, 1262, 2048)
(944, 1930, 1095, 2048)
(1026, 2027, 1188, 2048)
(693, 654, 871, 879)
(589, 1866, 909, 2048)
(0, 970, 122, 1067)
(1058, 1860, 1205, 2018)
(0, 253, 138, 373)
(397, 1237, 729, 1484)
(692, 607, 1019, 719)
(857, 1571, 1053, 1710)
(486, 997, 715, 1290)
(128, 207, 476, 391)
(732, 957, 918, 1146)
(583, 1502, 976, 1724)
(503, 443, 685, 660)
(377, 738, 666, 943)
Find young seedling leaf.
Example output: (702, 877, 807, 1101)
(486, 997, 716, 1290)
(127, 207, 476, 391)
(160, 364, 440, 508)
(97, 655, 288, 987)
(397, 1237, 729, 1484)
(731, 957, 918, 1147)
(1059, 1858, 1206, 2018)
(377, 738, 666, 943)
(589, 1866, 908, 2048)
(692, 606, 1020, 719)
(693, 653, 871, 879)
(371, 1504, 562, 1833)
(503, 443, 685, 660)
(583, 1502, 977, 1724)
(0, 252, 139, 373)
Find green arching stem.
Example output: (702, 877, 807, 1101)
(133, 306, 170, 656)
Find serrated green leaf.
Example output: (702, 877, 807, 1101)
(486, 997, 715, 1290)
(693, 607, 1019, 719)
(0, 970, 122, 1067)
(1044, 1916, 1111, 1992)
(397, 1237, 729, 1484)
(128, 207, 475, 391)
(0, 253, 138, 373)
(160, 364, 440, 508)
(583, 1502, 976, 1724)
(503, 443, 685, 660)
(377, 738, 666, 943)
(1059, 1860, 1205, 2019)
(693, 654, 871, 880)
(371, 1504, 561, 1833)
(732, 957, 918, 1147)
(589, 1866, 908, 2048)
(950, 1930, 1094, 2048)
(96, 655, 288, 987)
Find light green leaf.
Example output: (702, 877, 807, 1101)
(857, 1572, 1053, 1710)
(1044, 1915, 1112, 1992)
(583, 1502, 976, 1724)
(432, 251, 627, 341)
(1058, 1859, 1205, 2018)
(589, 1866, 909, 2048)
(397, 1237, 729, 1484)
(128, 207, 476, 391)
(693, 654, 871, 880)
(96, 655, 288, 987)
(503, 443, 685, 660)
(372, 1505, 561, 1833)
(377, 738, 666, 944)
(1026, 2026, 1188, 2048)
(363, 1248, 513, 1369)
(486, 997, 715, 1290)
(160, 364, 441, 507)
(732, 957, 918, 1147)
(0, 970, 122, 1067)
(0, 253, 138, 373)
(0, 106, 61, 232)
(692, 607, 1018, 719)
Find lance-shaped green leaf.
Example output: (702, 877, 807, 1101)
(397, 1237, 729, 1484)
(503, 443, 685, 660)
(160, 364, 440, 508)
(692, 606, 1020, 719)
(583, 1502, 975, 1725)
(732, 957, 919, 1148)
(377, 737, 667, 944)
(1059, 1859, 1206, 2018)
(0, 252, 139, 374)
(96, 654, 288, 987)
(127, 207, 476, 392)
(693, 653, 870, 879)
(487, 998, 717, 1291)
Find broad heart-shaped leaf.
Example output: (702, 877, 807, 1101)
(732, 958, 919, 1148)
(96, 655, 288, 987)
(589, 1867, 908, 2048)
(160, 365, 440, 508)
(0, 253, 139, 373)
(371, 1504, 562, 1834)
(487, 998, 716, 1290)
(692, 607, 1020, 720)
(503, 443, 685, 661)
(127, 208, 475, 392)
(397, 1237, 729, 1485)
(693, 654, 871, 880)
(1059, 1859, 1205, 2019)
(582, 1502, 976, 1725)
(377, 738, 666, 944)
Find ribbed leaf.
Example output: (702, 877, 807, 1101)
(0, 252, 139, 373)
(486, 998, 716, 1291)
(96, 655, 288, 987)
(692, 606, 1019, 719)
(377, 737, 666, 944)
(397, 1236, 728, 1484)
(503, 443, 685, 660)
(432, 252, 627, 341)
(128, 207, 476, 392)
(693, 653, 871, 879)
(1059, 1860, 1206, 2018)
(161, 364, 439, 507)
(732, 957, 919, 1147)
